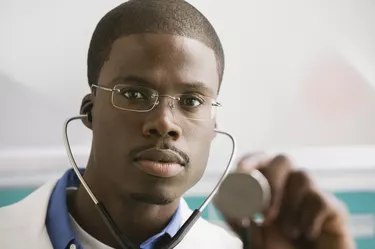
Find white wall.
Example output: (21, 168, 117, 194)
(1, 0, 375, 187)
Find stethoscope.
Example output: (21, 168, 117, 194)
(62, 114, 240, 249)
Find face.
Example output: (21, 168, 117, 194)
(86, 34, 219, 204)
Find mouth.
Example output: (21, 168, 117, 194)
(133, 148, 186, 178)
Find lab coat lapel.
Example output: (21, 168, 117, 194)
(0, 179, 58, 249)
(173, 198, 207, 249)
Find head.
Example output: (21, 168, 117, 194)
(81, 0, 225, 205)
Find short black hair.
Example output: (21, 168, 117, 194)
(87, 0, 225, 89)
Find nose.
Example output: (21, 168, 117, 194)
(142, 101, 182, 141)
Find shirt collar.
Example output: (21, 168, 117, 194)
(46, 168, 83, 249)
(46, 168, 182, 249)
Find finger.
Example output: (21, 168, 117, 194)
(236, 152, 270, 173)
(298, 190, 330, 240)
(245, 220, 264, 249)
(259, 155, 293, 224)
(222, 215, 264, 249)
(314, 193, 356, 249)
(262, 224, 296, 249)
(278, 170, 313, 239)
(220, 211, 247, 236)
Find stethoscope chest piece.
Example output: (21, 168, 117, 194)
(213, 170, 271, 221)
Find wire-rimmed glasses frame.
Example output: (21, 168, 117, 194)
(91, 84, 222, 120)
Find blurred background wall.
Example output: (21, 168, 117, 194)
(1, 0, 375, 248)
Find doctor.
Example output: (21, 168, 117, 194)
(0, 0, 354, 248)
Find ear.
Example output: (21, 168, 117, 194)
(80, 93, 94, 129)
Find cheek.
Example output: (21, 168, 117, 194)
(94, 95, 141, 135)
(185, 131, 213, 187)
(185, 123, 215, 167)
(92, 103, 142, 160)
(185, 121, 215, 144)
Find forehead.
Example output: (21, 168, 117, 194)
(98, 33, 219, 95)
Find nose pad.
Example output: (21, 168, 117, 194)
(142, 96, 182, 140)
(168, 99, 175, 109)
(154, 96, 177, 111)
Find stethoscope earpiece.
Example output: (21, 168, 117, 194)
(87, 111, 92, 122)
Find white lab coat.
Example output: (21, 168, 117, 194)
(0, 179, 243, 249)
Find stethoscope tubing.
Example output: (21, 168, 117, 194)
(63, 114, 237, 249)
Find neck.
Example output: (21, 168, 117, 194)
(67, 165, 180, 247)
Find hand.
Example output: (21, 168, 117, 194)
(223, 153, 356, 249)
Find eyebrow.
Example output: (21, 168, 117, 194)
(112, 75, 214, 96)
(117, 75, 150, 86)
(181, 81, 214, 95)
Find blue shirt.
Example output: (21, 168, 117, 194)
(46, 168, 181, 249)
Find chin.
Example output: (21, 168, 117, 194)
(130, 191, 179, 205)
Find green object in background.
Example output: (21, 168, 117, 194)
(335, 192, 375, 214)
(0, 188, 34, 207)
(1, 188, 374, 249)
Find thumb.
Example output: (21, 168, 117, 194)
(222, 215, 264, 248)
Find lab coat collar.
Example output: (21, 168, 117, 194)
(0, 178, 195, 249)
(0, 178, 242, 249)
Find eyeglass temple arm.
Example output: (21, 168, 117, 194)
(91, 84, 114, 92)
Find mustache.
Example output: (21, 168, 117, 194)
(129, 142, 190, 165)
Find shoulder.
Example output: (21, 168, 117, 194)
(0, 180, 57, 220)
(0, 180, 58, 247)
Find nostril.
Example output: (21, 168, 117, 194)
(145, 129, 180, 139)
(168, 131, 179, 138)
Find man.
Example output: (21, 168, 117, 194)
(0, 0, 355, 248)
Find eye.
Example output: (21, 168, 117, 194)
(122, 90, 145, 100)
(180, 94, 205, 107)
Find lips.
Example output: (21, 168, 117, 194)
(133, 148, 186, 178)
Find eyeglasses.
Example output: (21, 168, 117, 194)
(91, 84, 222, 120)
